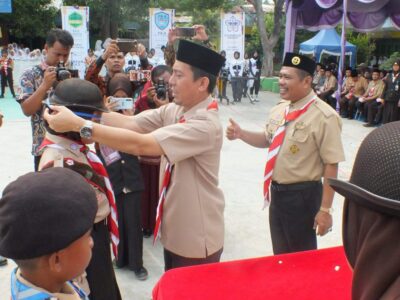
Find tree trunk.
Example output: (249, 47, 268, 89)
(250, 0, 284, 77)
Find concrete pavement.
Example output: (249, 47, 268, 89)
(0, 88, 374, 299)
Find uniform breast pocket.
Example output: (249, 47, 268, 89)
(288, 123, 309, 143)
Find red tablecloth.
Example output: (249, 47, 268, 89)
(153, 246, 352, 300)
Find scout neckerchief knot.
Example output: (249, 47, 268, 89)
(153, 100, 219, 243)
(263, 98, 316, 207)
(39, 138, 120, 258)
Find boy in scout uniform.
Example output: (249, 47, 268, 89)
(227, 53, 345, 254)
(0, 168, 97, 300)
(44, 39, 226, 270)
(40, 79, 122, 300)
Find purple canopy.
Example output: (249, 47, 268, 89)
(287, 0, 400, 31)
(284, 0, 400, 55)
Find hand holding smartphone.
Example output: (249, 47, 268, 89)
(109, 97, 134, 111)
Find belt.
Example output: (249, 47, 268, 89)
(271, 181, 321, 192)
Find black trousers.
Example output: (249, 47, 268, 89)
(382, 101, 399, 124)
(340, 96, 359, 118)
(231, 77, 242, 102)
(86, 220, 121, 300)
(250, 77, 260, 96)
(164, 248, 223, 271)
(366, 100, 382, 124)
(1, 70, 15, 97)
(269, 181, 322, 255)
(115, 191, 143, 271)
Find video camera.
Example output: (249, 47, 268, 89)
(56, 61, 79, 81)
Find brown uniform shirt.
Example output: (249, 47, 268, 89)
(265, 91, 345, 184)
(39, 134, 110, 223)
(135, 97, 224, 258)
(365, 79, 385, 99)
(353, 76, 369, 97)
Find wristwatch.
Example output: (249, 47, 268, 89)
(319, 206, 334, 214)
(79, 121, 93, 139)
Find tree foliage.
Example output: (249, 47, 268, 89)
(0, 0, 58, 47)
(346, 31, 376, 65)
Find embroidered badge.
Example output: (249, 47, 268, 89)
(291, 56, 301, 65)
(290, 144, 300, 154)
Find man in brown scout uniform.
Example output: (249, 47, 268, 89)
(227, 53, 345, 255)
(44, 39, 226, 271)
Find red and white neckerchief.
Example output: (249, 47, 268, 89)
(153, 100, 219, 243)
(263, 98, 316, 207)
(39, 138, 120, 258)
(2, 58, 8, 75)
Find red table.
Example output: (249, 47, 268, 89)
(153, 246, 352, 300)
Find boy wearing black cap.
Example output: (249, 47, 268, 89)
(227, 52, 345, 255)
(44, 39, 226, 271)
(39, 78, 122, 299)
(0, 168, 97, 299)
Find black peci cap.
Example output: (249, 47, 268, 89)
(282, 52, 316, 76)
(176, 39, 225, 76)
(0, 168, 98, 259)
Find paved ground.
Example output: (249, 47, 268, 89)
(0, 86, 374, 299)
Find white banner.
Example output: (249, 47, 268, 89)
(61, 6, 90, 79)
(149, 8, 175, 58)
(220, 12, 245, 61)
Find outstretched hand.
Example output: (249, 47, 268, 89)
(226, 118, 241, 140)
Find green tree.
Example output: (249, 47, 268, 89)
(0, 0, 58, 47)
(248, 0, 285, 76)
(346, 31, 376, 65)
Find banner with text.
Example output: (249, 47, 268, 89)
(61, 6, 90, 79)
(149, 8, 175, 58)
(220, 12, 245, 61)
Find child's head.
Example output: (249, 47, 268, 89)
(0, 168, 97, 283)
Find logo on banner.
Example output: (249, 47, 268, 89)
(155, 12, 170, 30)
(225, 15, 241, 32)
(68, 11, 83, 28)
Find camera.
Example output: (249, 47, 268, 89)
(155, 79, 167, 100)
(56, 61, 79, 81)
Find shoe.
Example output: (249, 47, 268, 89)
(0, 256, 7, 266)
(134, 267, 148, 281)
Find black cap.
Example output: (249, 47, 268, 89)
(176, 39, 225, 76)
(49, 78, 108, 112)
(0, 168, 97, 259)
(351, 69, 359, 77)
(282, 52, 316, 76)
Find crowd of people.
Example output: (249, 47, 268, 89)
(0, 24, 399, 300)
(312, 61, 400, 127)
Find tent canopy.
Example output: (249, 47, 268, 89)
(299, 28, 357, 67)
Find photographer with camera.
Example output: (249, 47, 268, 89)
(101, 73, 148, 280)
(18, 28, 74, 171)
(164, 24, 211, 68)
(85, 39, 149, 97)
(134, 65, 172, 237)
